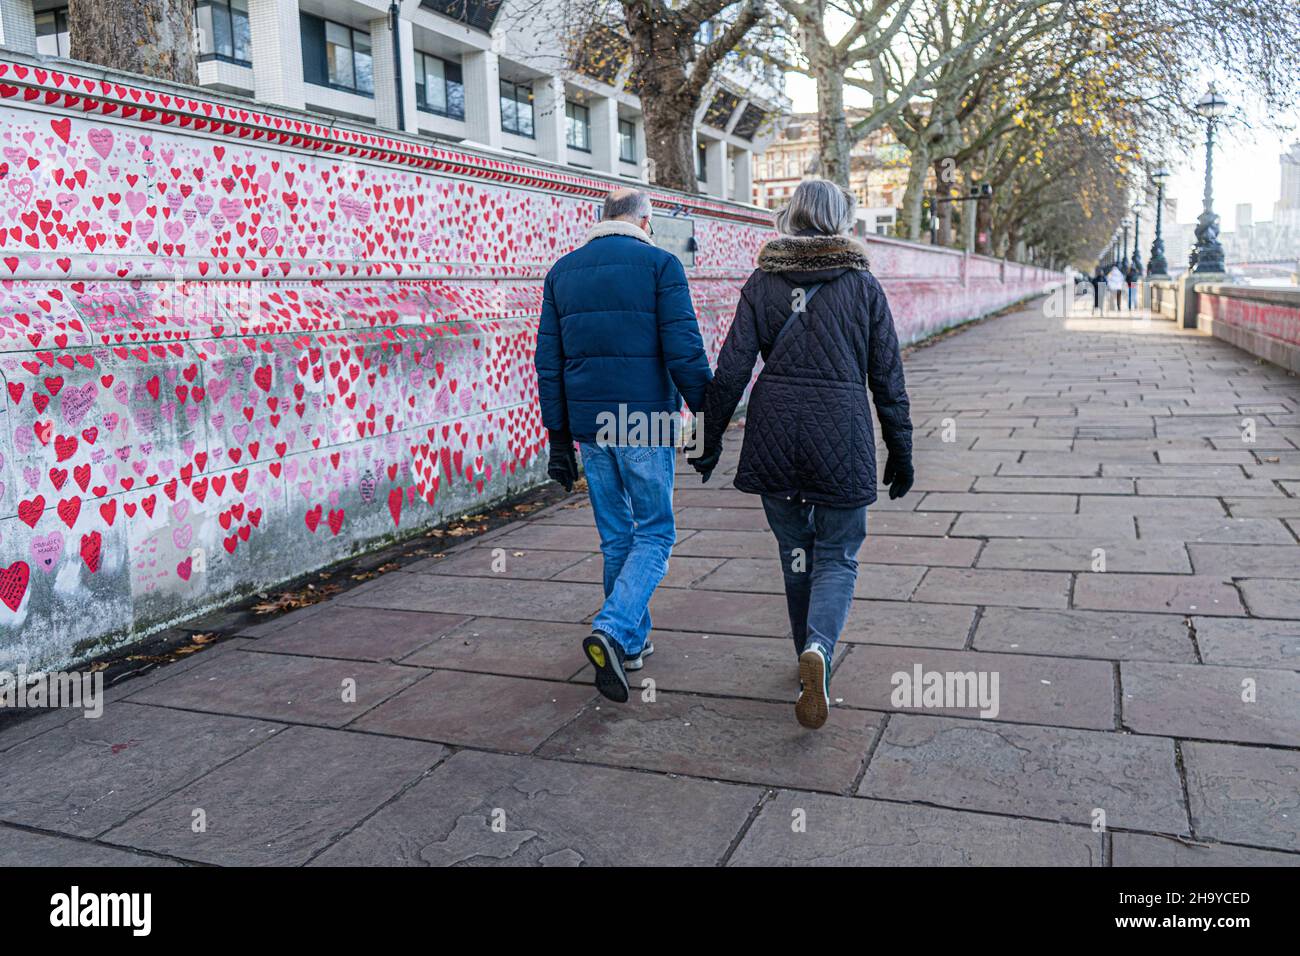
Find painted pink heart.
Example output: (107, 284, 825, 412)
(87, 127, 114, 158)
(30, 532, 64, 572)
(61, 381, 98, 428)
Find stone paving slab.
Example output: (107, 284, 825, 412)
(1120, 661, 1300, 746)
(1193, 617, 1300, 669)
(973, 476, 1136, 495)
(399, 617, 589, 680)
(920, 492, 1078, 514)
(839, 600, 978, 649)
(551, 552, 725, 589)
(1138, 478, 1284, 498)
(1239, 578, 1300, 619)
(857, 714, 1188, 833)
(102, 726, 445, 866)
(672, 529, 788, 558)
(1111, 833, 1300, 867)
(1077, 495, 1228, 517)
(674, 506, 772, 531)
(246, 607, 470, 662)
(1182, 742, 1300, 852)
(1072, 573, 1244, 616)
(352, 670, 597, 752)
(538, 691, 881, 792)
(483, 523, 607, 551)
(1225, 497, 1300, 518)
(647, 586, 794, 637)
(912, 568, 1071, 609)
(976, 537, 1191, 573)
(972, 607, 1195, 662)
(0, 826, 180, 867)
(0, 703, 281, 838)
(339, 572, 607, 623)
(855, 534, 982, 567)
(862, 511, 959, 536)
(313, 750, 761, 866)
(583, 629, 827, 702)
(693, 557, 926, 602)
(729, 791, 1104, 866)
(950, 513, 1136, 539)
(407, 545, 590, 580)
(1135, 515, 1295, 544)
(125, 649, 424, 728)
(1186, 544, 1300, 578)
(832, 645, 1115, 730)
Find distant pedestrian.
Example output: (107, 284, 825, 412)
(1091, 264, 1105, 314)
(1107, 263, 1125, 312)
(1126, 260, 1141, 310)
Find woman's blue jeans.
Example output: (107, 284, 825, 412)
(762, 495, 868, 661)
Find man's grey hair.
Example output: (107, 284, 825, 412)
(775, 179, 857, 236)
(603, 188, 653, 222)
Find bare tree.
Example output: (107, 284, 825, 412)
(621, 0, 768, 191)
(68, 0, 197, 85)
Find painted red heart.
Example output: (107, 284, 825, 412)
(0, 561, 30, 612)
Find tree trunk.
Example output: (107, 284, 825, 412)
(815, 70, 852, 189)
(932, 157, 954, 246)
(622, 6, 704, 193)
(975, 194, 993, 255)
(68, 0, 197, 86)
(899, 141, 929, 240)
(641, 91, 698, 192)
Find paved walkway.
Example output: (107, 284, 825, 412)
(2, 296, 1298, 866)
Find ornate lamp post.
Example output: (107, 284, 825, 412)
(1148, 167, 1171, 277)
(1131, 199, 1146, 275)
(1192, 83, 1229, 273)
(1120, 220, 1129, 269)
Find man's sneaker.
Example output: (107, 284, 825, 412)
(583, 631, 630, 703)
(623, 640, 655, 672)
(796, 644, 831, 729)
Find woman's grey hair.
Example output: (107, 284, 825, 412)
(774, 179, 857, 236)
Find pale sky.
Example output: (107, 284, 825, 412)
(785, 73, 1300, 233)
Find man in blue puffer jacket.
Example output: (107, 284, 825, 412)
(535, 188, 712, 703)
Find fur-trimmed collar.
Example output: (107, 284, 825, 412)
(758, 234, 870, 273)
(585, 219, 651, 245)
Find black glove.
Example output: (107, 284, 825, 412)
(691, 443, 722, 483)
(547, 430, 578, 492)
(883, 451, 914, 500)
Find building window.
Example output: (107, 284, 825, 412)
(195, 0, 251, 65)
(35, 6, 70, 57)
(500, 79, 534, 137)
(300, 13, 373, 96)
(415, 52, 464, 119)
(697, 140, 709, 182)
(618, 118, 636, 163)
(565, 102, 590, 151)
(418, 0, 503, 33)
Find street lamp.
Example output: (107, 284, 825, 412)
(1120, 219, 1129, 268)
(1192, 83, 1229, 273)
(1131, 199, 1146, 276)
(1148, 167, 1171, 276)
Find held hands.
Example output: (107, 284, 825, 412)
(883, 451, 914, 500)
(547, 430, 579, 493)
(691, 443, 722, 483)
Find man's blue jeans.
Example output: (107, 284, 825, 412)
(762, 496, 868, 661)
(579, 443, 676, 656)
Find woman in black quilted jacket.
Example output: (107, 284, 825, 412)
(692, 179, 914, 730)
